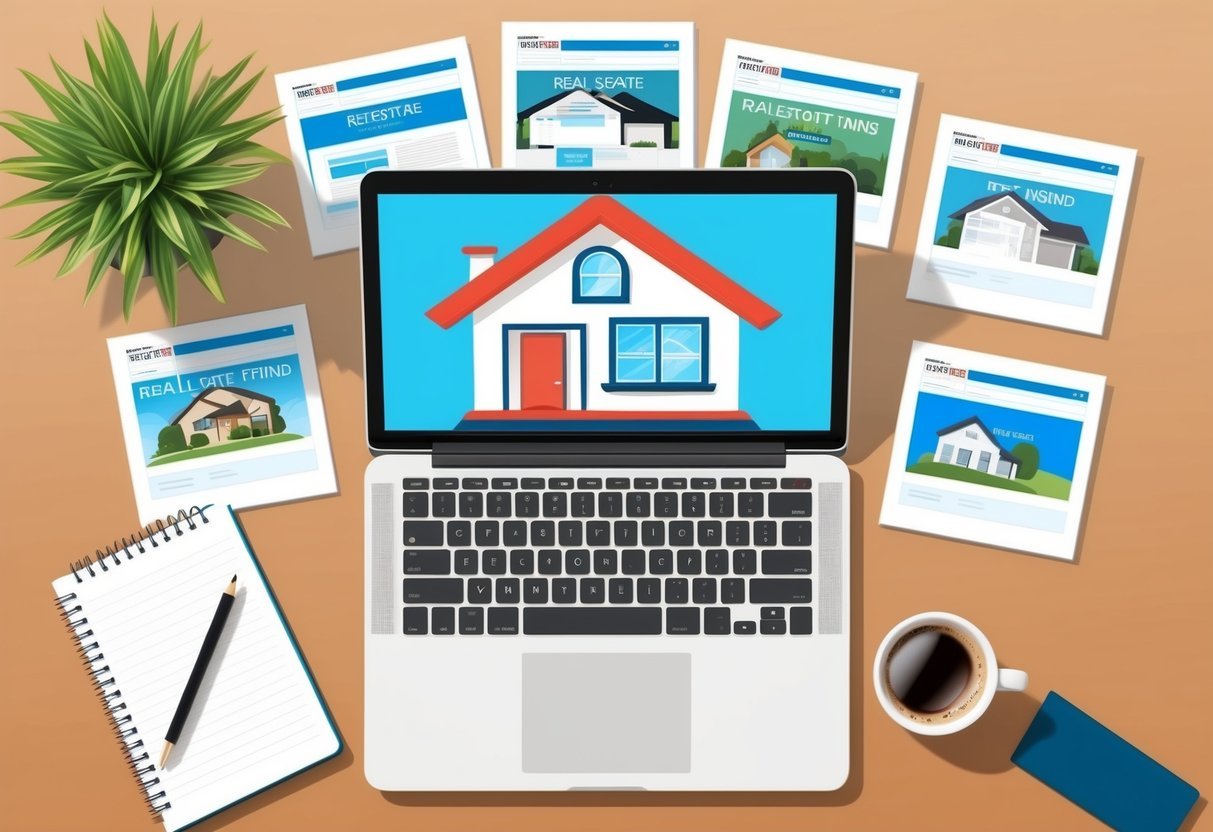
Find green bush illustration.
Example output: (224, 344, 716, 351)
(271, 403, 286, 434)
(936, 219, 963, 248)
(628, 140, 657, 148)
(157, 424, 187, 456)
(1011, 443, 1040, 479)
(229, 425, 252, 440)
(189, 434, 210, 448)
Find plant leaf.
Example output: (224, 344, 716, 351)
(204, 140, 289, 166)
(119, 207, 147, 319)
(164, 136, 219, 172)
(83, 234, 121, 303)
(16, 209, 91, 263)
(170, 162, 270, 191)
(0, 156, 84, 182)
(152, 21, 204, 161)
(147, 226, 180, 324)
(204, 189, 288, 227)
(171, 201, 225, 302)
(197, 210, 265, 251)
(10, 200, 83, 239)
(148, 191, 189, 249)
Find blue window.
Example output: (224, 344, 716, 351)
(572, 246, 629, 303)
(605, 317, 714, 391)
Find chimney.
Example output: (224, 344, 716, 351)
(462, 246, 497, 281)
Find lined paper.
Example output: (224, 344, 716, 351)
(52, 509, 339, 832)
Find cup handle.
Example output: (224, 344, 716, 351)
(997, 668, 1029, 692)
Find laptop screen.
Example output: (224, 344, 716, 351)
(371, 187, 845, 439)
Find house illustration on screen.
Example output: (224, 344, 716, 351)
(424, 196, 780, 429)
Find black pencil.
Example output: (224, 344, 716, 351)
(159, 575, 237, 768)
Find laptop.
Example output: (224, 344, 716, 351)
(361, 169, 855, 791)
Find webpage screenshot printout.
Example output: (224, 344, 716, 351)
(276, 38, 490, 255)
(908, 116, 1136, 333)
(502, 22, 696, 169)
(705, 39, 917, 248)
(880, 341, 1105, 560)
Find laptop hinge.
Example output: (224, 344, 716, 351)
(431, 441, 786, 468)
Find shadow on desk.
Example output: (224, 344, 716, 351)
(912, 691, 1041, 775)
(383, 474, 870, 810)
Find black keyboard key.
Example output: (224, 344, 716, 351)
(666, 607, 700, 635)
(677, 549, 702, 575)
(524, 578, 548, 604)
(641, 520, 665, 546)
(761, 606, 785, 619)
(580, 578, 605, 604)
(613, 520, 638, 547)
(664, 577, 689, 604)
(538, 549, 561, 575)
(402, 578, 462, 604)
(565, 549, 591, 574)
(577, 477, 602, 490)
(697, 520, 722, 546)
(594, 549, 618, 574)
(403, 521, 442, 547)
(649, 549, 673, 574)
(722, 578, 745, 604)
(739, 493, 764, 517)
(510, 549, 535, 575)
(754, 521, 777, 547)
(468, 577, 492, 604)
(459, 492, 483, 517)
(607, 477, 630, 489)
(669, 521, 694, 546)
(446, 520, 471, 546)
(515, 492, 539, 517)
(434, 477, 458, 490)
(488, 607, 519, 634)
(482, 550, 506, 575)
(781, 521, 812, 547)
(621, 549, 645, 575)
(459, 606, 483, 634)
(404, 549, 450, 575)
(586, 521, 610, 546)
(761, 619, 787, 635)
(722, 478, 746, 489)
(462, 478, 488, 490)
(769, 492, 813, 518)
(750, 478, 777, 489)
(431, 607, 455, 635)
(626, 492, 651, 517)
(790, 606, 813, 635)
(609, 577, 633, 604)
(733, 549, 757, 575)
(543, 492, 567, 517)
(454, 549, 477, 575)
(487, 492, 512, 517)
(762, 550, 812, 575)
(598, 492, 623, 518)
(552, 577, 576, 603)
(403, 493, 428, 518)
(637, 578, 661, 604)
(496, 578, 520, 604)
(558, 521, 583, 547)
(750, 578, 812, 604)
(432, 492, 456, 517)
(521, 477, 545, 489)
(571, 492, 595, 517)
(780, 477, 812, 490)
(662, 478, 687, 489)
(655, 493, 678, 517)
(503, 520, 527, 547)
(691, 478, 717, 489)
(491, 477, 518, 489)
(475, 520, 500, 547)
(709, 492, 734, 517)
(681, 492, 705, 517)
(403, 477, 430, 490)
(548, 477, 573, 490)
(530, 520, 554, 546)
(726, 521, 750, 546)
(734, 620, 756, 634)
(705, 607, 730, 634)
(634, 477, 658, 489)
(403, 607, 427, 635)
(524, 608, 661, 635)
(693, 578, 717, 604)
(706, 549, 729, 575)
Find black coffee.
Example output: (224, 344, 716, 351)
(886, 626, 981, 716)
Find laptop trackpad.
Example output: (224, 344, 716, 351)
(521, 653, 691, 774)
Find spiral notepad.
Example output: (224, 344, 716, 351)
(52, 506, 341, 832)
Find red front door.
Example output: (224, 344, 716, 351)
(519, 333, 566, 410)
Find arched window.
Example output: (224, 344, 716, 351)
(572, 246, 629, 303)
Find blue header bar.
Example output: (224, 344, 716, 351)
(779, 67, 900, 98)
(175, 325, 295, 356)
(969, 370, 1089, 401)
(1000, 144, 1119, 175)
(335, 59, 457, 92)
(560, 40, 679, 51)
(300, 88, 468, 150)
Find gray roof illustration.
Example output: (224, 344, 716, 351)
(517, 88, 676, 124)
(935, 416, 1021, 463)
(948, 190, 1090, 245)
(170, 386, 275, 425)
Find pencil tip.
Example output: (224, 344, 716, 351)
(231, 574, 237, 583)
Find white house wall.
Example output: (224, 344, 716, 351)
(471, 224, 741, 412)
(529, 92, 621, 148)
(935, 426, 1007, 475)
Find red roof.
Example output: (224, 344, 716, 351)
(425, 195, 781, 329)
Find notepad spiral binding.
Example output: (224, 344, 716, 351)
(53, 506, 210, 817)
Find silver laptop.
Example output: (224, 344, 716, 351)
(360, 169, 855, 791)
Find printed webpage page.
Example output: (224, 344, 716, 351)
(705, 40, 917, 248)
(276, 38, 490, 256)
(107, 307, 335, 522)
(880, 341, 1105, 560)
(502, 22, 695, 169)
(908, 115, 1136, 333)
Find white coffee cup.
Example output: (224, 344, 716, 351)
(873, 611, 1028, 736)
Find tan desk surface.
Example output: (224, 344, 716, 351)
(2, 1, 1210, 829)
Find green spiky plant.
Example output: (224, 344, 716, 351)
(0, 15, 288, 323)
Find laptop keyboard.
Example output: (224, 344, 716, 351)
(400, 476, 814, 636)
